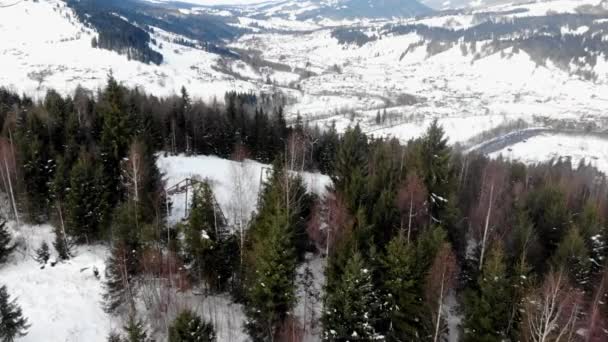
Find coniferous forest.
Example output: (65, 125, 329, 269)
(0, 78, 608, 341)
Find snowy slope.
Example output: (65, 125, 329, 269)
(0, 0, 258, 101)
(489, 132, 608, 174)
(1, 223, 112, 342)
(232, 25, 608, 144)
(157, 154, 332, 225)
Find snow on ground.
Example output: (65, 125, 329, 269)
(0, 0, 258, 101)
(489, 133, 608, 174)
(233, 24, 608, 145)
(1, 222, 112, 342)
(157, 154, 332, 225)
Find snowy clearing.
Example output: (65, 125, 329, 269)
(157, 154, 332, 225)
(489, 132, 608, 174)
(1, 223, 112, 342)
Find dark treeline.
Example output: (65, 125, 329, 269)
(1, 80, 608, 341)
(68, 0, 164, 65)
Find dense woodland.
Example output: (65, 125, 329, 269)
(0, 79, 608, 341)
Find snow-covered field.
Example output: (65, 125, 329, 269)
(0, 0, 258, 101)
(489, 132, 608, 174)
(0, 154, 330, 342)
(1, 223, 111, 342)
(157, 154, 332, 224)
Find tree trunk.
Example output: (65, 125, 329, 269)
(479, 183, 494, 271)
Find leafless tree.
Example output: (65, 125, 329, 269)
(396, 172, 427, 243)
(522, 269, 583, 342)
(0, 138, 19, 226)
(425, 243, 458, 342)
(581, 267, 608, 342)
(471, 161, 509, 271)
(228, 145, 256, 265)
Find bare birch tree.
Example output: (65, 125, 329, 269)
(522, 270, 583, 342)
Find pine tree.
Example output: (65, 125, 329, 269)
(183, 181, 235, 291)
(107, 332, 121, 342)
(463, 243, 511, 342)
(0, 218, 15, 264)
(552, 226, 590, 288)
(53, 225, 73, 261)
(381, 236, 426, 341)
(123, 315, 147, 342)
(318, 122, 339, 175)
(332, 124, 368, 212)
(323, 251, 381, 341)
(99, 76, 130, 217)
(103, 243, 135, 314)
(420, 119, 452, 223)
(526, 186, 569, 257)
(245, 195, 297, 341)
(0, 285, 29, 342)
(168, 310, 216, 342)
(65, 154, 104, 242)
(16, 112, 54, 222)
(34, 241, 50, 266)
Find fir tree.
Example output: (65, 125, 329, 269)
(526, 186, 569, 257)
(168, 310, 216, 342)
(551, 226, 590, 288)
(0, 218, 15, 264)
(323, 251, 381, 341)
(34, 241, 50, 266)
(107, 332, 121, 342)
(53, 225, 73, 261)
(318, 122, 339, 175)
(65, 153, 104, 242)
(420, 119, 452, 223)
(0, 285, 29, 342)
(332, 124, 368, 212)
(381, 236, 425, 341)
(103, 243, 135, 314)
(245, 194, 297, 341)
(123, 315, 147, 342)
(99, 76, 130, 217)
(183, 181, 235, 291)
(463, 243, 512, 342)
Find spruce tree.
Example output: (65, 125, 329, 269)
(381, 237, 425, 341)
(323, 251, 381, 341)
(332, 124, 368, 211)
(123, 315, 147, 342)
(183, 181, 235, 291)
(65, 154, 104, 242)
(0, 285, 29, 342)
(99, 76, 130, 216)
(551, 226, 590, 288)
(420, 119, 452, 222)
(53, 225, 73, 261)
(103, 243, 135, 314)
(168, 310, 216, 342)
(107, 332, 121, 342)
(0, 218, 15, 264)
(245, 194, 297, 341)
(34, 241, 50, 266)
(463, 243, 511, 342)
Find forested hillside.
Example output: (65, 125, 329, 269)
(1, 79, 608, 341)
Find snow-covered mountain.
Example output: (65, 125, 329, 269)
(1, 0, 608, 150)
(240, 0, 433, 20)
